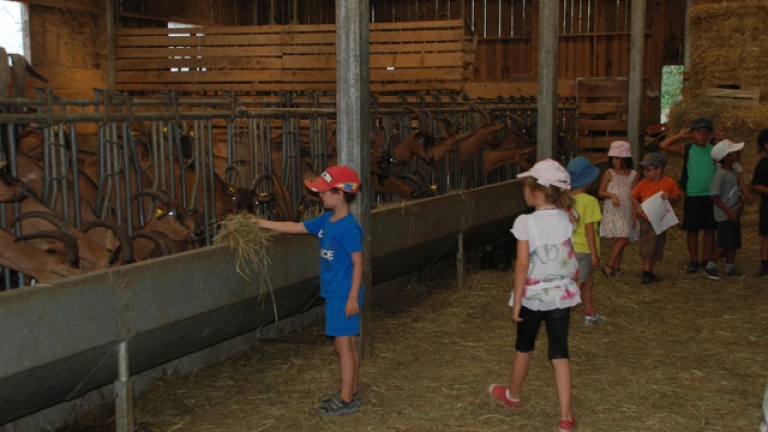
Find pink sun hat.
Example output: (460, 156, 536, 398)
(607, 140, 632, 158)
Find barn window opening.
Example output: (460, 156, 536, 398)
(0, 0, 25, 57)
(661, 65, 684, 124)
(168, 21, 205, 73)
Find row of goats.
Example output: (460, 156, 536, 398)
(0, 92, 569, 287)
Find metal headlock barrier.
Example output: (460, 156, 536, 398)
(0, 90, 576, 431)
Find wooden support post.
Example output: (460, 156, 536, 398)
(335, 0, 372, 359)
(105, 0, 116, 92)
(456, 231, 466, 288)
(114, 340, 133, 432)
(537, 0, 558, 160)
(628, 0, 646, 162)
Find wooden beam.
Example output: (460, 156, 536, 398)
(21, 0, 103, 14)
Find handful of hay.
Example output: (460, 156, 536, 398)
(213, 213, 272, 282)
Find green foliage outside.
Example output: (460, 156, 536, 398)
(661, 65, 684, 123)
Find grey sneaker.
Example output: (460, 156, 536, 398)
(318, 393, 360, 417)
(726, 268, 745, 277)
(704, 267, 720, 281)
(323, 391, 362, 408)
(585, 311, 606, 324)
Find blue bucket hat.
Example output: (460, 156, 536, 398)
(566, 156, 600, 189)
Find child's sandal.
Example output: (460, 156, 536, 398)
(602, 265, 615, 278)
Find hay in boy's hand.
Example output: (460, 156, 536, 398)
(213, 213, 272, 282)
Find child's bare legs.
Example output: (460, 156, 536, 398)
(687, 230, 699, 262)
(552, 358, 574, 422)
(688, 230, 715, 263)
(579, 275, 595, 316)
(703, 230, 715, 263)
(708, 246, 725, 264)
(335, 335, 359, 402)
(507, 350, 531, 400)
(643, 257, 655, 273)
(607, 237, 629, 272)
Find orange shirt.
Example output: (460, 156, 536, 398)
(631, 176, 680, 220)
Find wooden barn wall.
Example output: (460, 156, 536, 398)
(16, 0, 686, 127)
(25, 4, 106, 99)
(118, 0, 249, 26)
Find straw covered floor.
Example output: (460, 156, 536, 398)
(62, 200, 768, 431)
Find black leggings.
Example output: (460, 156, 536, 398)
(515, 306, 571, 360)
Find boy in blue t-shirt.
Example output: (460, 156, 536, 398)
(258, 165, 364, 417)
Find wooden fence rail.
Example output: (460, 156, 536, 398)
(115, 20, 476, 94)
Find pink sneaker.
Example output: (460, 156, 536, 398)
(488, 384, 521, 409)
(557, 417, 578, 432)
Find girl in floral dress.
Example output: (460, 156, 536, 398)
(488, 159, 580, 432)
(598, 141, 638, 277)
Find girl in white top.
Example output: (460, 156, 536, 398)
(488, 159, 581, 432)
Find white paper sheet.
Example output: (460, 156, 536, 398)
(641, 191, 679, 234)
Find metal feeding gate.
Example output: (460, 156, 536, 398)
(0, 89, 575, 429)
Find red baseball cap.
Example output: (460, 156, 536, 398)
(304, 165, 361, 194)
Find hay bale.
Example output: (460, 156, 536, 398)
(688, 1, 768, 97)
(666, 97, 768, 142)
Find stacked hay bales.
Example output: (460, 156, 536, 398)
(667, 0, 768, 142)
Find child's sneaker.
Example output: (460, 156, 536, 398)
(488, 384, 521, 409)
(704, 267, 720, 281)
(726, 267, 745, 277)
(322, 391, 362, 408)
(641, 271, 652, 284)
(558, 417, 578, 432)
(584, 312, 606, 324)
(317, 393, 360, 417)
(686, 261, 699, 274)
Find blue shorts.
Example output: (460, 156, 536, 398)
(325, 293, 364, 337)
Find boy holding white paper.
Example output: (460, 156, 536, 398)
(631, 153, 681, 284)
(704, 140, 750, 280)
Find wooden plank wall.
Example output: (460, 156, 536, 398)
(468, 0, 685, 126)
(114, 20, 476, 94)
(576, 77, 628, 161)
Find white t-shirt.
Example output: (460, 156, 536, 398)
(509, 209, 582, 311)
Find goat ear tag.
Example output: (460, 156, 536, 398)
(154, 208, 166, 219)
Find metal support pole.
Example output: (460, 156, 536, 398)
(456, 232, 466, 288)
(336, 0, 372, 358)
(628, 0, 646, 163)
(114, 340, 133, 432)
(537, 0, 558, 160)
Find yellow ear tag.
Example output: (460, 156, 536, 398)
(154, 208, 166, 219)
(162, 127, 168, 133)
(189, 131, 194, 137)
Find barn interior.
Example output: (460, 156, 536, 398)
(1, 0, 767, 431)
